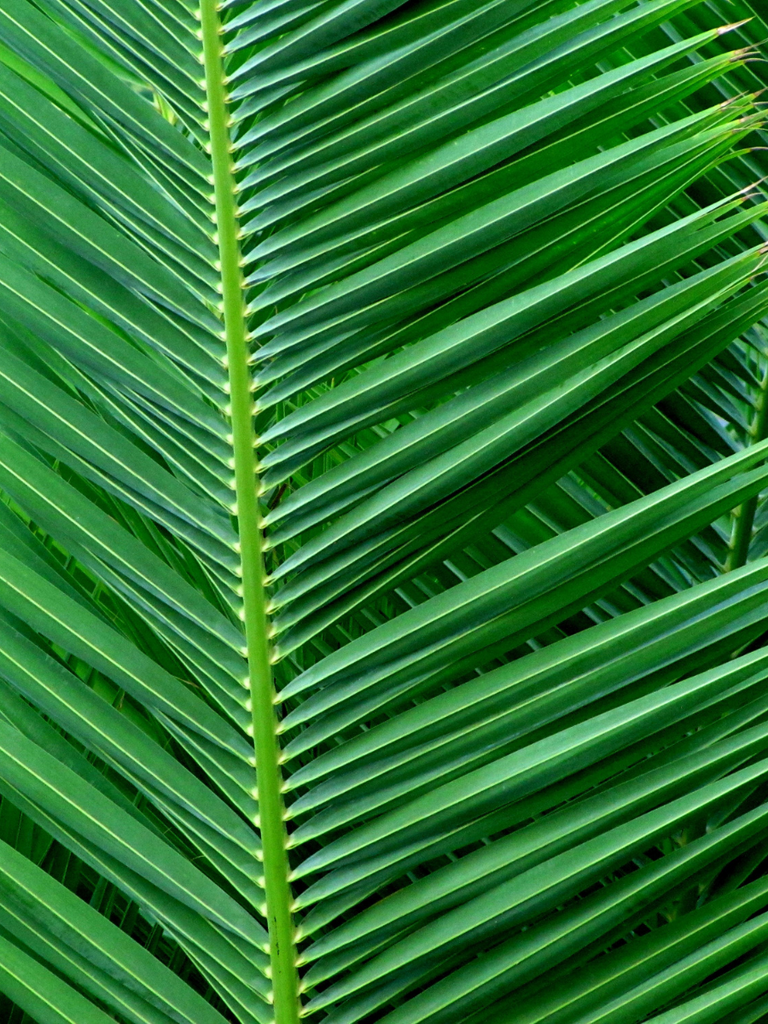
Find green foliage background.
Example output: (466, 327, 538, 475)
(1, 1, 768, 1023)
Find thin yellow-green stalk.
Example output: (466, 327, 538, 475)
(199, 2, 300, 1019)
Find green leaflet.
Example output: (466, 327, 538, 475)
(300, 715, 768, 980)
(277, 438, 768, 723)
(236, 0, 700, 178)
(0, 835, 231, 1024)
(0, 433, 242, 655)
(627, 951, 768, 1024)
(359, 803, 768, 1024)
(254, 112, 732, 337)
(263, 234, 761, 520)
(0, 0, 209, 179)
(0, 927, 119, 1024)
(0, 60, 213, 257)
(229, 0, 411, 86)
(285, 553, 768, 789)
(0, 195, 225, 383)
(0, 144, 219, 316)
(0, 623, 259, 860)
(296, 686, 768, 935)
(254, 114, 743, 399)
(0, 542, 251, 757)
(260, 188, 750, 444)
(0, 355, 235, 543)
(0, 717, 264, 942)
(289, 656, 768, 869)
(245, 30, 728, 260)
(487, 877, 768, 1023)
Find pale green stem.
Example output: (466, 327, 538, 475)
(725, 366, 768, 573)
(198, 3, 300, 1021)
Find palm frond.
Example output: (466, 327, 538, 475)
(1, 1, 768, 1023)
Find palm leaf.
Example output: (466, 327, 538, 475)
(1, 0, 768, 1022)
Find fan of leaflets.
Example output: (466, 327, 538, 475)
(2, 1, 768, 1023)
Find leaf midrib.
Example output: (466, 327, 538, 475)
(198, 0, 300, 1019)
